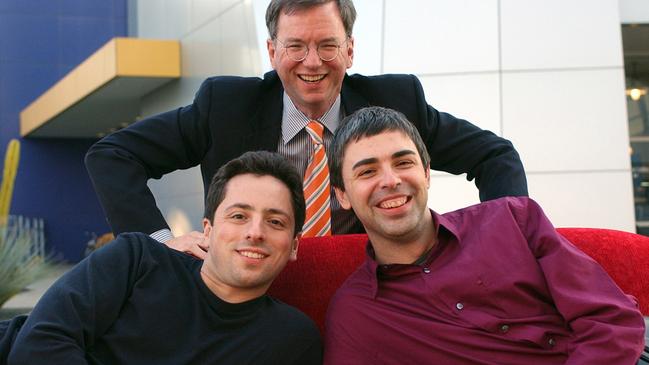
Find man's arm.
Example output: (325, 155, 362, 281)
(409, 75, 528, 201)
(85, 81, 213, 235)
(514, 198, 645, 364)
(323, 291, 374, 365)
(7, 234, 145, 364)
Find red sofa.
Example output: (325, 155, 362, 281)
(269, 228, 649, 334)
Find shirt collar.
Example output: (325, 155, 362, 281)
(362, 209, 461, 298)
(281, 92, 341, 144)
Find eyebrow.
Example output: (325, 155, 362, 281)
(282, 36, 340, 43)
(265, 208, 291, 218)
(393, 150, 416, 159)
(225, 203, 291, 218)
(351, 149, 417, 170)
(226, 203, 253, 211)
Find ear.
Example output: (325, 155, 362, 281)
(202, 218, 212, 239)
(334, 186, 352, 210)
(346, 36, 354, 69)
(425, 164, 431, 189)
(289, 234, 300, 261)
(267, 38, 277, 69)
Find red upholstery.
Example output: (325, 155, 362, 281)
(268, 234, 366, 334)
(556, 228, 649, 315)
(268, 228, 649, 334)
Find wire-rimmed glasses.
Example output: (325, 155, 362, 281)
(275, 38, 349, 62)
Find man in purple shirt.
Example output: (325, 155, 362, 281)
(324, 106, 646, 364)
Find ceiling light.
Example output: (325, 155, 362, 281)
(626, 88, 647, 101)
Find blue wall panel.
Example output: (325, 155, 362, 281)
(0, 62, 60, 117)
(0, 0, 59, 16)
(0, 0, 127, 262)
(0, 15, 60, 63)
(58, 16, 119, 65)
(58, 0, 115, 18)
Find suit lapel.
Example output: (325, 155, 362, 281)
(251, 73, 368, 150)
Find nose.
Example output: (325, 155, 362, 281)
(380, 168, 401, 189)
(302, 46, 323, 67)
(245, 218, 265, 243)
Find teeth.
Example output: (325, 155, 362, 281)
(239, 251, 266, 259)
(300, 74, 325, 82)
(379, 197, 407, 209)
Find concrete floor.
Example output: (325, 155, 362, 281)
(0, 265, 72, 320)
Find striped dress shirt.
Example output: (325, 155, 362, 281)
(277, 92, 360, 235)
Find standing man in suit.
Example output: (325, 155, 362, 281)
(85, 0, 528, 258)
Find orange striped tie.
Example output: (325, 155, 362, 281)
(302, 121, 332, 237)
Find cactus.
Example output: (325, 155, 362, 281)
(0, 139, 20, 225)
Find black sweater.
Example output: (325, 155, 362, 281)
(7, 233, 322, 364)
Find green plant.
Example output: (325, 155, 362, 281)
(0, 140, 56, 308)
(0, 217, 56, 307)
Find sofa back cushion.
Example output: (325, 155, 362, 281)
(269, 229, 649, 334)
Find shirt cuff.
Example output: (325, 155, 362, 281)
(150, 229, 173, 244)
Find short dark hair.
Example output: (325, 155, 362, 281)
(204, 151, 305, 237)
(265, 0, 357, 39)
(329, 106, 431, 190)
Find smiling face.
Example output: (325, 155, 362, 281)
(267, 1, 354, 119)
(201, 173, 298, 303)
(335, 131, 432, 249)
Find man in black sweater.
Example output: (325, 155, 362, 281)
(5, 151, 321, 364)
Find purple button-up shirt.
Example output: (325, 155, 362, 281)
(324, 197, 645, 365)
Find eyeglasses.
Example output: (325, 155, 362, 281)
(275, 38, 349, 62)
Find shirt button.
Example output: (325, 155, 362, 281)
(548, 338, 556, 347)
(456, 302, 464, 310)
(423, 268, 431, 274)
(500, 324, 510, 333)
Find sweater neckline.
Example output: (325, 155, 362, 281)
(191, 262, 269, 315)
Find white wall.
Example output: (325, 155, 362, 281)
(620, 0, 649, 23)
(134, 0, 636, 234)
(135, 0, 263, 235)
(352, 0, 634, 231)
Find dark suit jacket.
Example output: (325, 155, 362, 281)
(85, 71, 527, 235)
